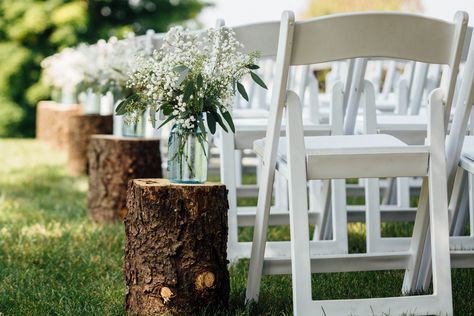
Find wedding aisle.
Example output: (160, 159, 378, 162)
(0, 139, 473, 315)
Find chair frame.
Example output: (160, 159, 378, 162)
(246, 10, 467, 315)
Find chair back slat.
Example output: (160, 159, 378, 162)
(232, 21, 280, 57)
(290, 12, 467, 66)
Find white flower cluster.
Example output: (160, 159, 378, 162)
(102, 34, 147, 92)
(41, 33, 145, 95)
(126, 26, 258, 133)
(41, 47, 88, 91)
(41, 43, 104, 93)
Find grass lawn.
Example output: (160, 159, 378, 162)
(0, 139, 473, 315)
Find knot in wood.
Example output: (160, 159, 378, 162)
(194, 271, 215, 291)
(160, 287, 174, 304)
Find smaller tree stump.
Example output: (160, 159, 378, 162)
(125, 179, 230, 315)
(36, 101, 82, 150)
(87, 135, 163, 222)
(67, 114, 113, 175)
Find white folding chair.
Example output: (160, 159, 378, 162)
(215, 21, 343, 261)
(352, 26, 474, 254)
(246, 11, 467, 315)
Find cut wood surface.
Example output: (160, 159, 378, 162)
(87, 135, 162, 222)
(125, 179, 229, 315)
(67, 114, 113, 175)
(36, 101, 82, 150)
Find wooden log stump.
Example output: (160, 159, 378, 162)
(87, 135, 163, 222)
(67, 114, 113, 175)
(125, 179, 230, 315)
(36, 101, 82, 150)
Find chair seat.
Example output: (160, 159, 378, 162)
(233, 118, 331, 149)
(355, 115, 427, 145)
(233, 108, 269, 119)
(254, 134, 429, 179)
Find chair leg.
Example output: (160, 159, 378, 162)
(218, 131, 240, 262)
(308, 180, 323, 238)
(450, 168, 468, 236)
(425, 143, 453, 313)
(331, 179, 348, 253)
(402, 178, 430, 293)
(470, 172, 474, 238)
(314, 180, 331, 241)
(365, 178, 382, 253)
(417, 168, 470, 290)
(397, 177, 410, 208)
(285, 92, 314, 315)
(245, 153, 276, 302)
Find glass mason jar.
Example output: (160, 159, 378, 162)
(167, 123, 208, 184)
(122, 112, 146, 137)
(51, 87, 62, 103)
(60, 86, 77, 105)
(83, 88, 101, 114)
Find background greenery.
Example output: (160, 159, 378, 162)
(0, 0, 206, 137)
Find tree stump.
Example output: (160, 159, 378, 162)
(67, 114, 113, 175)
(87, 135, 163, 222)
(36, 101, 82, 150)
(125, 179, 230, 315)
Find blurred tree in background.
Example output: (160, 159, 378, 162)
(306, 0, 422, 17)
(0, 0, 206, 137)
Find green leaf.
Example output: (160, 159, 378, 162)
(150, 107, 156, 128)
(176, 67, 190, 86)
(250, 71, 268, 89)
(157, 115, 176, 130)
(115, 93, 137, 115)
(173, 65, 189, 73)
(237, 82, 249, 101)
(246, 64, 260, 70)
(162, 104, 173, 116)
(211, 110, 228, 133)
(183, 81, 194, 102)
(206, 112, 217, 134)
(221, 110, 235, 133)
(196, 73, 203, 88)
(115, 99, 128, 115)
(197, 116, 206, 133)
(197, 133, 208, 157)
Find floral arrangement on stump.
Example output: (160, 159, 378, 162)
(41, 35, 145, 118)
(116, 26, 267, 183)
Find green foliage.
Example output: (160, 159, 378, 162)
(0, 96, 24, 136)
(0, 0, 207, 137)
(0, 139, 473, 315)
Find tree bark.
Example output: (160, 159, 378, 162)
(87, 135, 162, 222)
(67, 114, 113, 175)
(36, 101, 82, 150)
(125, 179, 230, 315)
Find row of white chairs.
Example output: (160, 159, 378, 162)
(218, 10, 474, 315)
(91, 12, 473, 314)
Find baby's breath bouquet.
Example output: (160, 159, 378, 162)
(116, 26, 267, 183)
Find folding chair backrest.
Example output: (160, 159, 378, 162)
(286, 12, 467, 116)
(290, 12, 466, 66)
(231, 21, 317, 112)
(261, 11, 468, 182)
(232, 21, 280, 57)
